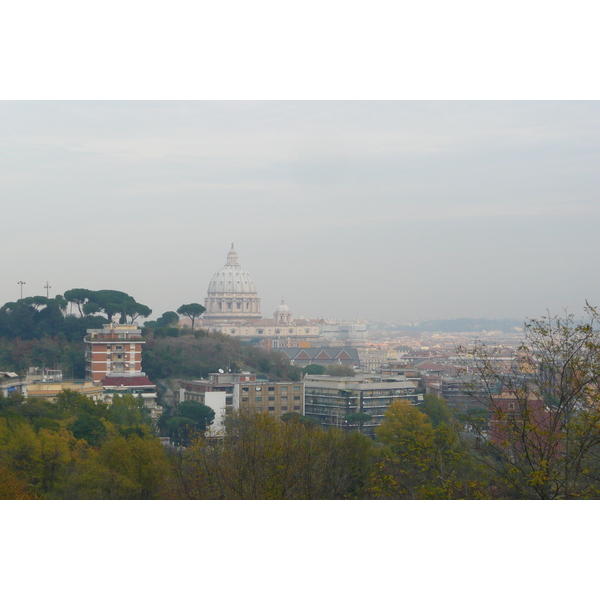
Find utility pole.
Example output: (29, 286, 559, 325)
(45, 281, 51, 298)
(17, 281, 25, 299)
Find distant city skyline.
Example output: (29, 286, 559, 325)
(2, 101, 599, 323)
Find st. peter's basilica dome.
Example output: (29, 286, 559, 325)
(203, 244, 262, 322)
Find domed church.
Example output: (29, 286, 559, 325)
(201, 244, 322, 343)
(203, 244, 262, 323)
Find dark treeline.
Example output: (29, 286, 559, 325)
(0, 290, 300, 384)
(0, 337, 87, 378)
(0, 289, 152, 341)
(143, 333, 301, 383)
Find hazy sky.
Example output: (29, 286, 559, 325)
(1, 101, 599, 322)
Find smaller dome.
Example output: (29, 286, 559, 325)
(274, 299, 291, 313)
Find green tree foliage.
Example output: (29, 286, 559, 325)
(177, 303, 206, 331)
(70, 413, 107, 446)
(157, 311, 179, 327)
(144, 311, 182, 337)
(418, 394, 453, 428)
(64, 289, 93, 317)
(178, 401, 215, 430)
(164, 417, 196, 446)
(144, 311, 180, 329)
(124, 302, 152, 324)
(79, 289, 151, 324)
(280, 412, 321, 427)
(143, 334, 302, 382)
(0, 288, 150, 367)
(0, 336, 88, 376)
(54, 389, 106, 418)
(302, 364, 326, 375)
(106, 394, 155, 438)
(163, 400, 215, 445)
(325, 365, 356, 377)
(0, 295, 69, 339)
(344, 411, 372, 434)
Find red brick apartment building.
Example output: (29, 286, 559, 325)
(85, 323, 145, 382)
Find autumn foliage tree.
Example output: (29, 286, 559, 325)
(175, 411, 373, 499)
(372, 400, 489, 499)
(460, 304, 600, 499)
(0, 390, 170, 499)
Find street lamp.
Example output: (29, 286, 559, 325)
(17, 281, 25, 299)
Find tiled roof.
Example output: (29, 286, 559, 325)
(278, 347, 360, 364)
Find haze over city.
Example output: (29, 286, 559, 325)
(2, 101, 599, 323)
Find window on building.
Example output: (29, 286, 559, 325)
(268, 407, 275, 411)
(293, 406, 301, 411)
(281, 396, 287, 401)
(294, 396, 300, 401)
(281, 406, 288, 411)
(294, 386, 300, 391)
(508, 403, 515, 410)
(256, 397, 262, 402)
(226, 398, 232, 405)
(268, 386, 275, 391)
(268, 397, 275, 402)
(281, 386, 288, 392)
(242, 397, 249, 402)
(242, 387, 249, 392)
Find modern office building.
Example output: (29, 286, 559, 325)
(0, 371, 26, 397)
(304, 374, 421, 436)
(176, 371, 304, 432)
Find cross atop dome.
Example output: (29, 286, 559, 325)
(226, 243, 239, 265)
